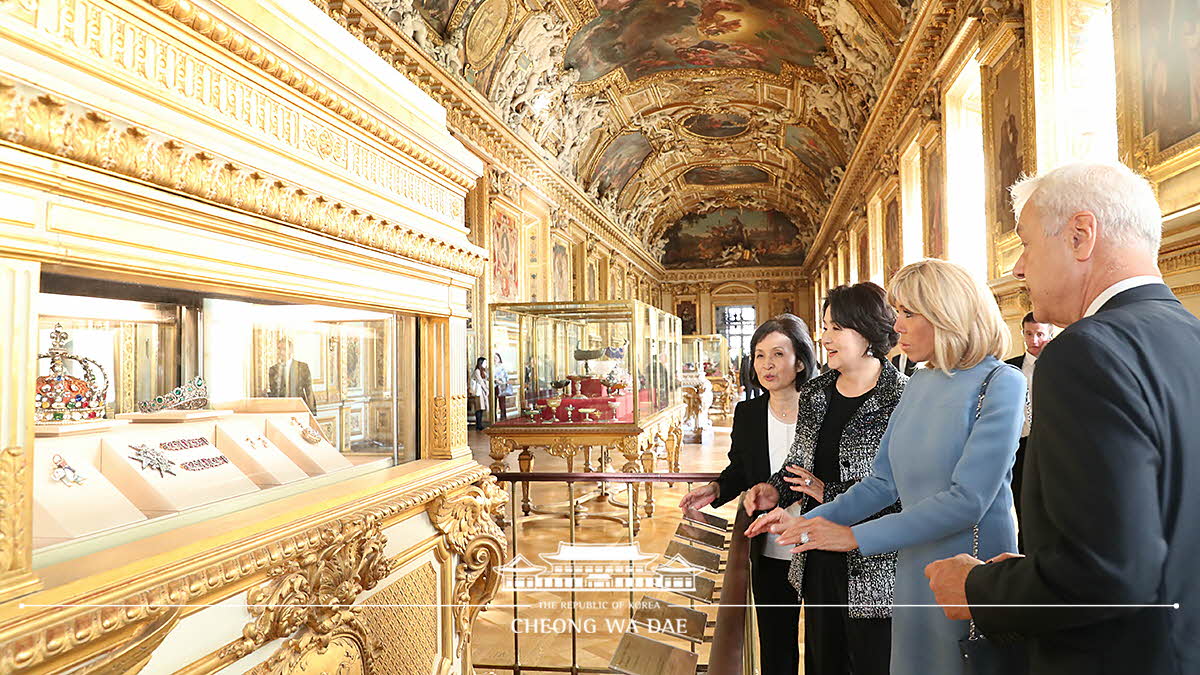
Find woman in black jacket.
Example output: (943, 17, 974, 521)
(678, 313, 817, 673)
(744, 282, 906, 674)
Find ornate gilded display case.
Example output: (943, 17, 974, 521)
(681, 334, 730, 378)
(682, 334, 735, 419)
(0, 0, 507, 669)
(485, 301, 685, 524)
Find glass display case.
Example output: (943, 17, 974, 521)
(681, 334, 730, 378)
(488, 301, 682, 428)
(32, 274, 419, 560)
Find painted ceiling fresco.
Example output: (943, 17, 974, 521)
(661, 209, 807, 268)
(592, 132, 654, 197)
(387, 0, 911, 267)
(682, 112, 750, 138)
(682, 165, 770, 185)
(784, 125, 841, 177)
(564, 0, 827, 83)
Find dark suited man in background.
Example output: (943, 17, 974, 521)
(268, 337, 317, 412)
(1005, 312, 1055, 552)
(926, 161, 1200, 673)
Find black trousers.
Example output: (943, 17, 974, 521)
(474, 408, 484, 431)
(752, 556, 801, 674)
(801, 552, 891, 675)
(1012, 436, 1028, 553)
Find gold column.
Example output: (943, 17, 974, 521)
(0, 257, 42, 603)
(423, 316, 470, 460)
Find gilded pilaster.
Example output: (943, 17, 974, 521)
(0, 258, 41, 603)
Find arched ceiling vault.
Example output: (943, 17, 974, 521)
(385, 0, 917, 266)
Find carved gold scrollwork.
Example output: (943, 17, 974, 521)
(77, 608, 181, 675)
(546, 437, 581, 471)
(0, 76, 484, 277)
(430, 396, 449, 455)
(427, 476, 509, 663)
(488, 435, 517, 472)
(222, 515, 394, 664)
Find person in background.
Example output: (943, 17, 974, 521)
(741, 284, 905, 675)
(493, 353, 510, 421)
(678, 313, 817, 674)
(267, 337, 317, 412)
(927, 161, 1200, 674)
(739, 351, 765, 399)
(1004, 311, 1055, 551)
(749, 259, 1025, 675)
(469, 356, 489, 431)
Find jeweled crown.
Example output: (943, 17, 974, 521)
(35, 324, 109, 425)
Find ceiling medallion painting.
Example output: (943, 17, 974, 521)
(591, 132, 654, 197)
(564, 0, 827, 83)
(682, 112, 750, 138)
(464, 0, 513, 66)
(682, 165, 769, 185)
(662, 208, 806, 268)
(784, 124, 841, 176)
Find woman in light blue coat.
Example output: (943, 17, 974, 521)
(747, 258, 1026, 675)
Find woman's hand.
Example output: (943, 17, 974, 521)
(781, 465, 825, 503)
(679, 482, 720, 511)
(776, 516, 859, 553)
(744, 507, 796, 538)
(742, 483, 780, 515)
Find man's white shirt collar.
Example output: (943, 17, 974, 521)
(1083, 276, 1164, 318)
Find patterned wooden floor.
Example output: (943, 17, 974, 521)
(467, 422, 803, 674)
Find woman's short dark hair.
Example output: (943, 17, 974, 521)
(748, 313, 818, 391)
(823, 282, 899, 360)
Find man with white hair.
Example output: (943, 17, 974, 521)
(925, 161, 1200, 673)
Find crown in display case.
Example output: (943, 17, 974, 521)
(35, 324, 109, 424)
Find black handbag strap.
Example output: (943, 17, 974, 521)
(968, 363, 1008, 640)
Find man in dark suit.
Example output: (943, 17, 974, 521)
(267, 337, 317, 412)
(926, 162, 1200, 673)
(1005, 311, 1055, 552)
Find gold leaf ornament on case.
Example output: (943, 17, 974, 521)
(224, 515, 394, 661)
(428, 476, 510, 660)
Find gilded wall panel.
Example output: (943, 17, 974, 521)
(0, 74, 484, 276)
(8, 0, 467, 222)
(360, 562, 440, 674)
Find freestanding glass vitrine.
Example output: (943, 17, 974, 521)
(485, 301, 685, 529)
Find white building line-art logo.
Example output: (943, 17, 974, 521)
(496, 542, 703, 592)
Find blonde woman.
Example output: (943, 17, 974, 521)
(747, 259, 1026, 674)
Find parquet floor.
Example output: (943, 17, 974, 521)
(467, 420, 801, 674)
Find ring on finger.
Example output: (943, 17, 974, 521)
(800, 532, 810, 544)
(804, 478, 812, 486)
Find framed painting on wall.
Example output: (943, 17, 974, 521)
(983, 38, 1029, 237)
(1114, 0, 1200, 181)
(884, 196, 901, 281)
(491, 204, 520, 301)
(676, 300, 697, 336)
(586, 259, 599, 301)
(922, 142, 946, 259)
(551, 238, 572, 302)
(857, 226, 871, 281)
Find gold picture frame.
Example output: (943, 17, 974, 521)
(980, 27, 1034, 278)
(1113, 0, 1200, 182)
